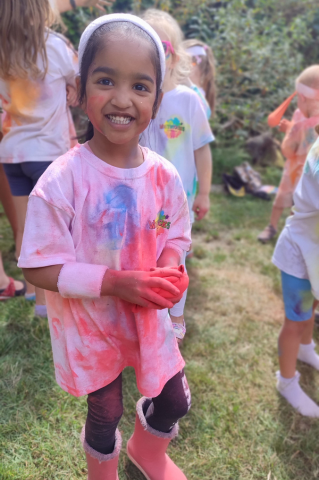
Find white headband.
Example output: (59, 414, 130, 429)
(296, 81, 319, 100)
(186, 45, 207, 57)
(78, 13, 166, 86)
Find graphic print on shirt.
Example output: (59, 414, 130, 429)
(103, 184, 140, 250)
(160, 117, 185, 139)
(148, 210, 171, 236)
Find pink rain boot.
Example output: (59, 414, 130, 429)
(81, 426, 122, 480)
(126, 397, 187, 480)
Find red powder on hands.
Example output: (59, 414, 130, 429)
(132, 265, 189, 312)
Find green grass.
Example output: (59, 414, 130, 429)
(2, 181, 319, 479)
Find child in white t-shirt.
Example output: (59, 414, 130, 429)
(272, 124, 319, 416)
(141, 9, 214, 338)
(0, 0, 78, 316)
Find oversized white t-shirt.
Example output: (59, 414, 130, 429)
(18, 144, 191, 397)
(140, 85, 214, 222)
(272, 137, 319, 298)
(0, 31, 78, 163)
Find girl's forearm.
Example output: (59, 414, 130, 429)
(194, 144, 213, 194)
(23, 263, 110, 297)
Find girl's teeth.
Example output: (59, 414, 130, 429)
(108, 115, 131, 125)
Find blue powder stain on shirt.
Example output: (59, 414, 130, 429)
(104, 185, 140, 250)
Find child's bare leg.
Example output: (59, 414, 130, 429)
(277, 316, 319, 416)
(277, 273, 319, 417)
(0, 165, 18, 240)
(270, 205, 284, 230)
(0, 252, 24, 291)
(278, 317, 308, 378)
(170, 289, 187, 343)
(170, 314, 184, 325)
(12, 196, 46, 315)
(297, 300, 319, 369)
(300, 300, 317, 345)
(12, 196, 35, 295)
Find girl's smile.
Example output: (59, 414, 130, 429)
(106, 114, 133, 125)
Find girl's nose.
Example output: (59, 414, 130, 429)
(110, 87, 133, 109)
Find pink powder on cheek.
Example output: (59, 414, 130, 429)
(86, 95, 107, 134)
(138, 103, 155, 131)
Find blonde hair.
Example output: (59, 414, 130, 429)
(183, 38, 216, 115)
(0, 0, 55, 80)
(297, 65, 319, 90)
(142, 9, 191, 84)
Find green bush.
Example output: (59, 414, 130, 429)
(62, 0, 319, 141)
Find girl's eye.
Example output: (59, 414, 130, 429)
(134, 84, 148, 92)
(98, 78, 113, 86)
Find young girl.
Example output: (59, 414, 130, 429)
(272, 70, 319, 417)
(182, 38, 216, 119)
(141, 9, 214, 339)
(0, 0, 78, 316)
(258, 66, 319, 243)
(19, 13, 192, 479)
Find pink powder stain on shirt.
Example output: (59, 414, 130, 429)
(156, 165, 173, 189)
(20, 146, 191, 398)
(74, 349, 94, 371)
(55, 363, 78, 395)
(52, 317, 61, 339)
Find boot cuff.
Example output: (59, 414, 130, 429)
(136, 397, 179, 439)
(80, 426, 122, 462)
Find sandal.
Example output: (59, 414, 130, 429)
(172, 320, 186, 340)
(257, 224, 277, 243)
(0, 277, 26, 301)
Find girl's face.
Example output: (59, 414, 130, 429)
(83, 35, 158, 145)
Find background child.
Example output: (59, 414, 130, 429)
(141, 9, 214, 338)
(19, 13, 192, 479)
(258, 65, 319, 243)
(183, 38, 216, 119)
(272, 132, 319, 417)
(0, 0, 78, 316)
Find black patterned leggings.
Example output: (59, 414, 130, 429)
(85, 369, 191, 454)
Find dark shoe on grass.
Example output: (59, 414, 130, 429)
(258, 224, 277, 243)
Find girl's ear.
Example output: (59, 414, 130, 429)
(152, 91, 164, 119)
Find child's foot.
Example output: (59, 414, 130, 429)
(257, 224, 277, 243)
(276, 371, 319, 417)
(298, 340, 319, 370)
(34, 304, 47, 318)
(25, 292, 36, 301)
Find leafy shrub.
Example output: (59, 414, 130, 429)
(62, 0, 319, 141)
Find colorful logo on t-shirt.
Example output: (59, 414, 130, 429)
(149, 210, 171, 236)
(160, 117, 185, 139)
